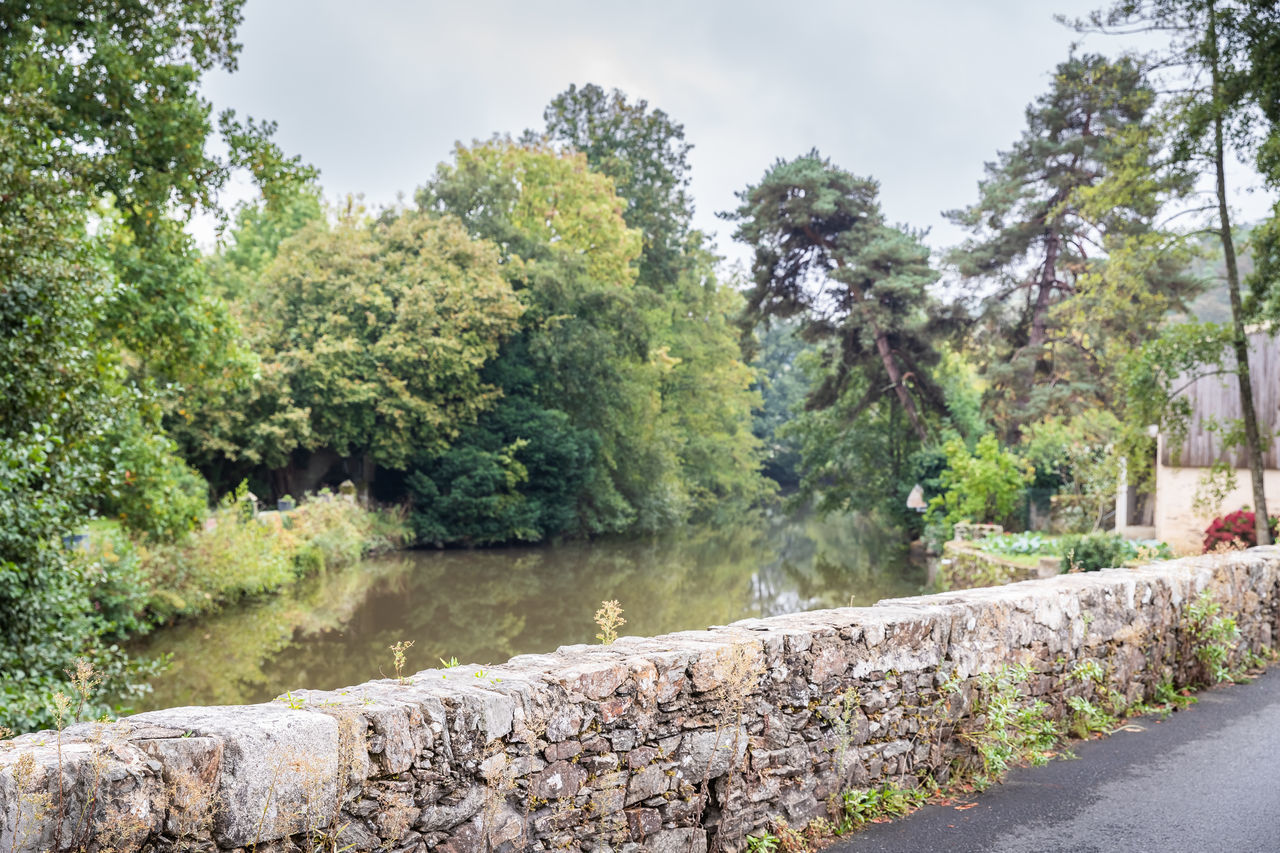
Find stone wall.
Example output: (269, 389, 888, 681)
(936, 540, 1061, 591)
(3, 549, 1279, 853)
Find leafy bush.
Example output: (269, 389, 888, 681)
(1203, 509, 1278, 553)
(80, 521, 152, 638)
(1019, 412, 1125, 532)
(142, 504, 295, 621)
(97, 412, 208, 541)
(927, 434, 1033, 529)
(139, 492, 409, 624)
(1059, 532, 1131, 572)
(1123, 539, 1173, 561)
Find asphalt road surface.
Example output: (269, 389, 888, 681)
(830, 669, 1280, 853)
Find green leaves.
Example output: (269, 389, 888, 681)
(250, 209, 524, 470)
(927, 435, 1033, 529)
(947, 53, 1194, 433)
(415, 138, 765, 541)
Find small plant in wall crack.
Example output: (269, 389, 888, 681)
(834, 781, 930, 834)
(594, 599, 625, 645)
(389, 639, 415, 684)
(950, 663, 1061, 789)
(1065, 659, 1122, 738)
(1185, 591, 1240, 685)
(278, 690, 307, 710)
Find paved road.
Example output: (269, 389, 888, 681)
(830, 670, 1280, 853)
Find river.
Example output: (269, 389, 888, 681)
(129, 508, 924, 711)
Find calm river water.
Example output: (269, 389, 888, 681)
(130, 509, 923, 711)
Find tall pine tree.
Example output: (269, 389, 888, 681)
(947, 54, 1197, 434)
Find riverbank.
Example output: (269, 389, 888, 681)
(0, 494, 409, 734)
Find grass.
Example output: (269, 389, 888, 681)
(85, 493, 410, 631)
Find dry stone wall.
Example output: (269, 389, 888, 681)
(3, 548, 1279, 853)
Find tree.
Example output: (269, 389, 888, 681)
(948, 53, 1198, 432)
(251, 208, 524, 480)
(729, 151, 946, 444)
(419, 140, 665, 536)
(750, 319, 813, 490)
(0, 0, 277, 729)
(542, 83, 694, 292)
(1074, 0, 1275, 544)
(542, 85, 768, 522)
(926, 435, 1034, 529)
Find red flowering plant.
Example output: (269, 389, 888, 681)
(1202, 509, 1279, 553)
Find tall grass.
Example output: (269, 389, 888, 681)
(87, 495, 410, 629)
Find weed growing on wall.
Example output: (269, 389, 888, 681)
(1065, 658, 1122, 739)
(828, 687, 860, 778)
(1185, 590, 1241, 685)
(389, 640, 414, 684)
(949, 663, 1061, 789)
(834, 782, 930, 834)
(593, 600, 626, 645)
(699, 642, 764, 850)
(166, 765, 222, 848)
(8, 752, 53, 853)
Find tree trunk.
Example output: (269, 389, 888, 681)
(1024, 229, 1060, 394)
(868, 317, 928, 442)
(1210, 4, 1272, 544)
(806, 224, 929, 443)
(838, 267, 928, 443)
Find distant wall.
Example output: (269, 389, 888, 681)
(936, 540, 1060, 591)
(2, 550, 1278, 853)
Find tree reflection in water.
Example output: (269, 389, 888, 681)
(130, 508, 923, 711)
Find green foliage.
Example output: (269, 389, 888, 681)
(730, 150, 962, 528)
(1058, 532, 1130, 572)
(835, 783, 929, 832)
(1185, 591, 1241, 685)
(750, 320, 813, 490)
(79, 521, 153, 640)
(927, 435, 1033, 528)
(96, 404, 209, 542)
(1074, 0, 1278, 542)
(955, 663, 1062, 789)
(542, 83, 693, 293)
(123, 492, 407, 630)
(418, 136, 764, 541)
(731, 151, 949, 439)
(979, 532, 1050, 557)
(1122, 322, 1233, 462)
(1065, 658, 1123, 738)
(948, 53, 1197, 433)
(543, 88, 768, 522)
(255, 208, 524, 470)
(784, 364, 921, 526)
(1018, 411, 1127, 532)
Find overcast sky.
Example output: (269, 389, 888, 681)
(199, 0, 1274, 265)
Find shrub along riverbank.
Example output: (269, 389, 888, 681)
(1, 493, 408, 734)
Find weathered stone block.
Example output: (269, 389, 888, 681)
(130, 704, 339, 848)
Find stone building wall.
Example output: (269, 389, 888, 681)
(2, 548, 1279, 853)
